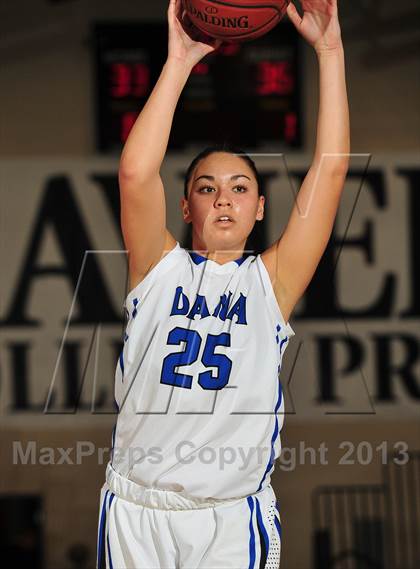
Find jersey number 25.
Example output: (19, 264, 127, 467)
(160, 326, 232, 390)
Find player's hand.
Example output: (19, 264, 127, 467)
(286, 0, 343, 54)
(167, 0, 222, 70)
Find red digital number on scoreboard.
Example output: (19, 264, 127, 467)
(284, 112, 297, 143)
(110, 63, 150, 98)
(256, 61, 294, 96)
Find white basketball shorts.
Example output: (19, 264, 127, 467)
(96, 463, 283, 569)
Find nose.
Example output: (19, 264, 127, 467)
(214, 188, 232, 207)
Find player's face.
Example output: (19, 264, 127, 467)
(181, 152, 265, 255)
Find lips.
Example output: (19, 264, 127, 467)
(215, 215, 234, 223)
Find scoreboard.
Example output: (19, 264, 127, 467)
(93, 22, 302, 152)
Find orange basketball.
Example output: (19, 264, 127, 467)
(182, 0, 289, 43)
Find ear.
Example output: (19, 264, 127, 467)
(256, 195, 265, 221)
(181, 197, 191, 223)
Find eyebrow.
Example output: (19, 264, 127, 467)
(194, 174, 251, 183)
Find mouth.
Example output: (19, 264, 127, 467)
(215, 215, 234, 224)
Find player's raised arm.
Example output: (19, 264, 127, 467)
(119, 0, 221, 292)
(263, 0, 350, 323)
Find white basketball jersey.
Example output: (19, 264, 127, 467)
(110, 242, 295, 500)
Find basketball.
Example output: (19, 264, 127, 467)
(182, 0, 289, 43)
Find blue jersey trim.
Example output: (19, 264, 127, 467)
(279, 336, 288, 355)
(274, 515, 282, 541)
(106, 493, 115, 569)
(131, 297, 139, 319)
(247, 496, 256, 569)
(188, 250, 247, 266)
(110, 424, 116, 465)
(97, 489, 109, 569)
(119, 350, 124, 376)
(255, 497, 270, 566)
(257, 377, 283, 492)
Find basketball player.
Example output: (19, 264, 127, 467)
(97, 0, 349, 567)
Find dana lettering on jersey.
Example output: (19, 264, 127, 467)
(184, 1, 249, 29)
(170, 286, 248, 325)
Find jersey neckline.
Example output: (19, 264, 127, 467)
(188, 250, 247, 267)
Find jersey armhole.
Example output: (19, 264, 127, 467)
(256, 254, 295, 338)
(124, 241, 181, 309)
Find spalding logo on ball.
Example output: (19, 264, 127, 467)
(182, 0, 289, 42)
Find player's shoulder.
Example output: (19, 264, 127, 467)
(259, 241, 292, 325)
(258, 244, 276, 282)
(151, 230, 187, 271)
(125, 231, 184, 303)
(151, 230, 184, 267)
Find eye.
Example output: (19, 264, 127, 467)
(197, 185, 248, 194)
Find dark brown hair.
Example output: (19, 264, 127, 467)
(183, 143, 262, 200)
